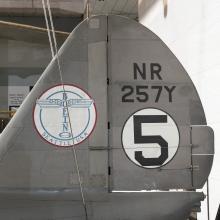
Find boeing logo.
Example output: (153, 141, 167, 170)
(33, 84, 97, 147)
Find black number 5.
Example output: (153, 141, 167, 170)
(133, 115, 168, 166)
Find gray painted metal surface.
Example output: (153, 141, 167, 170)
(107, 15, 214, 191)
(0, 189, 204, 220)
(0, 15, 214, 219)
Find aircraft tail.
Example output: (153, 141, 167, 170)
(0, 15, 214, 192)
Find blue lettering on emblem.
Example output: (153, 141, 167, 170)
(34, 85, 96, 147)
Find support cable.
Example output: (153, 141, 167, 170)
(41, 0, 55, 58)
(42, 1, 88, 219)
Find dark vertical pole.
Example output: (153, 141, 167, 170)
(207, 179, 210, 220)
(106, 15, 111, 193)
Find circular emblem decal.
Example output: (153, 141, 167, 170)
(122, 108, 179, 168)
(33, 84, 96, 147)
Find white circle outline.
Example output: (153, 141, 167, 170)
(33, 84, 97, 147)
(121, 108, 180, 169)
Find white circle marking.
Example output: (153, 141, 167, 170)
(122, 108, 179, 168)
(34, 84, 96, 147)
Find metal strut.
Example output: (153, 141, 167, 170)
(41, 1, 88, 219)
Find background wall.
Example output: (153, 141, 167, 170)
(139, 0, 220, 219)
(0, 16, 81, 111)
(0, 39, 49, 110)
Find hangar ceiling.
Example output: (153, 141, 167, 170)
(0, 0, 138, 18)
(0, 0, 87, 16)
